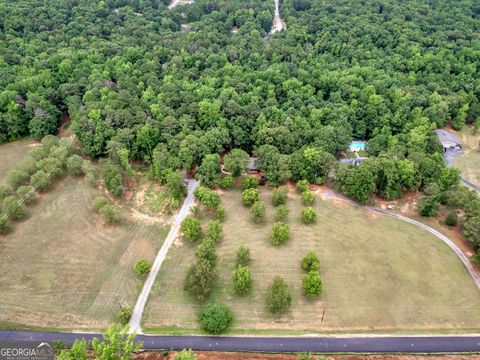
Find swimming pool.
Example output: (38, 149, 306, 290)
(349, 141, 367, 152)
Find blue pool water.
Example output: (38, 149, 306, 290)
(349, 141, 367, 152)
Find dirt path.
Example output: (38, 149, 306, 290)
(271, 0, 284, 33)
(322, 190, 480, 292)
(129, 179, 200, 334)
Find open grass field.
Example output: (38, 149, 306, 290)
(454, 127, 480, 186)
(143, 187, 480, 334)
(0, 139, 39, 183)
(0, 176, 171, 330)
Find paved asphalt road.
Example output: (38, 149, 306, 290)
(0, 330, 480, 353)
(129, 179, 200, 333)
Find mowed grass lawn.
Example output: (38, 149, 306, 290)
(144, 187, 480, 333)
(0, 139, 39, 183)
(0, 177, 170, 330)
(454, 127, 480, 186)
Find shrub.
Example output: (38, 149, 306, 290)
(103, 160, 124, 198)
(92, 196, 109, 213)
(16, 186, 37, 204)
(242, 188, 259, 206)
(38, 156, 63, 178)
(266, 277, 292, 314)
(275, 205, 289, 222)
(196, 237, 217, 265)
(301, 252, 320, 272)
(30, 170, 52, 192)
(417, 196, 439, 217)
(214, 205, 225, 221)
(175, 350, 196, 360)
(99, 204, 120, 223)
(223, 149, 249, 178)
(117, 308, 132, 325)
(296, 180, 309, 193)
(236, 246, 251, 266)
(133, 259, 151, 277)
(17, 157, 38, 175)
(194, 187, 220, 210)
(6, 169, 29, 190)
(220, 176, 234, 189)
(301, 190, 315, 205)
(82, 160, 97, 187)
(242, 176, 259, 190)
(184, 259, 216, 303)
(41, 134, 59, 151)
(66, 155, 84, 176)
(271, 222, 290, 245)
(232, 265, 252, 295)
(0, 216, 12, 235)
(199, 302, 234, 334)
(181, 216, 202, 242)
(302, 207, 317, 224)
(272, 187, 288, 206)
(206, 220, 223, 242)
(28, 146, 47, 161)
(0, 185, 13, 200)
(251, 201, 266, 223)
(445, 211, 458, 227)
(2, 196, 28, 220)
(302, 270, 322, 299)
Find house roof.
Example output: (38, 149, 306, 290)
(433, 129, 461, 146)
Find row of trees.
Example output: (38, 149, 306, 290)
(0, 135, 96, 234)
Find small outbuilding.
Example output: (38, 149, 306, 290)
(433, 129, 462, 152)
(247, 157, 259, 173)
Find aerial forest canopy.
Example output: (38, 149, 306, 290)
(1, 1, 479, 195)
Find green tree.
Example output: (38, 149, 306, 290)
(66, 155, 84, 176)
(181, 216, 202, 242)
(302, 207, 317, 224)
(242, 188, 259, 206)
(196, 237, 217, 265)
(236, 246, 251, 266)
(99, 204, 120, 223)
(242, 176, 259, 190)
(271, 222, 290, 245)
(232, 265, 252, 295)
(6, 170, 29, 190)
(165, 170, 187, 200)
(275, 205, 289, 222)
(296, 180, 309, 193)
(57, 339, 88, 360)
(2, 196, 27, 220)
(303, 270, 322, 299)
(224, 149, 249, 177)
(266, 276, 292, 314)
(272, 187, 288, 206)
(251, 200, 266, 223)
(220, 176, 234, 189)
(30, 170, 52, 192)
(117, 308, 133, 326)
(197, 154, 221, 188)
(184, 259, 216, 303)
(92, 324, 141, 359)
(92, 196, 109, 212)
(175, 350, 197, 360)
(301, 252, 320, 272)
(199, 302, 234, 334)
(0, 216, 12, 235)
(16, 186, 37, 204)
(103, 160, 124, 198)
(133, 260, 151, 277)
(301, 190, 315, 205)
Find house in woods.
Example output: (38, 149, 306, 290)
(247, 157, 259, 173)
(433, 129, 462, 152)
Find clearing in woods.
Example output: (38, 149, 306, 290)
(0, 175, 171, 330)
(454, 127, 480, 187)
(143, 187, 480, 334)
